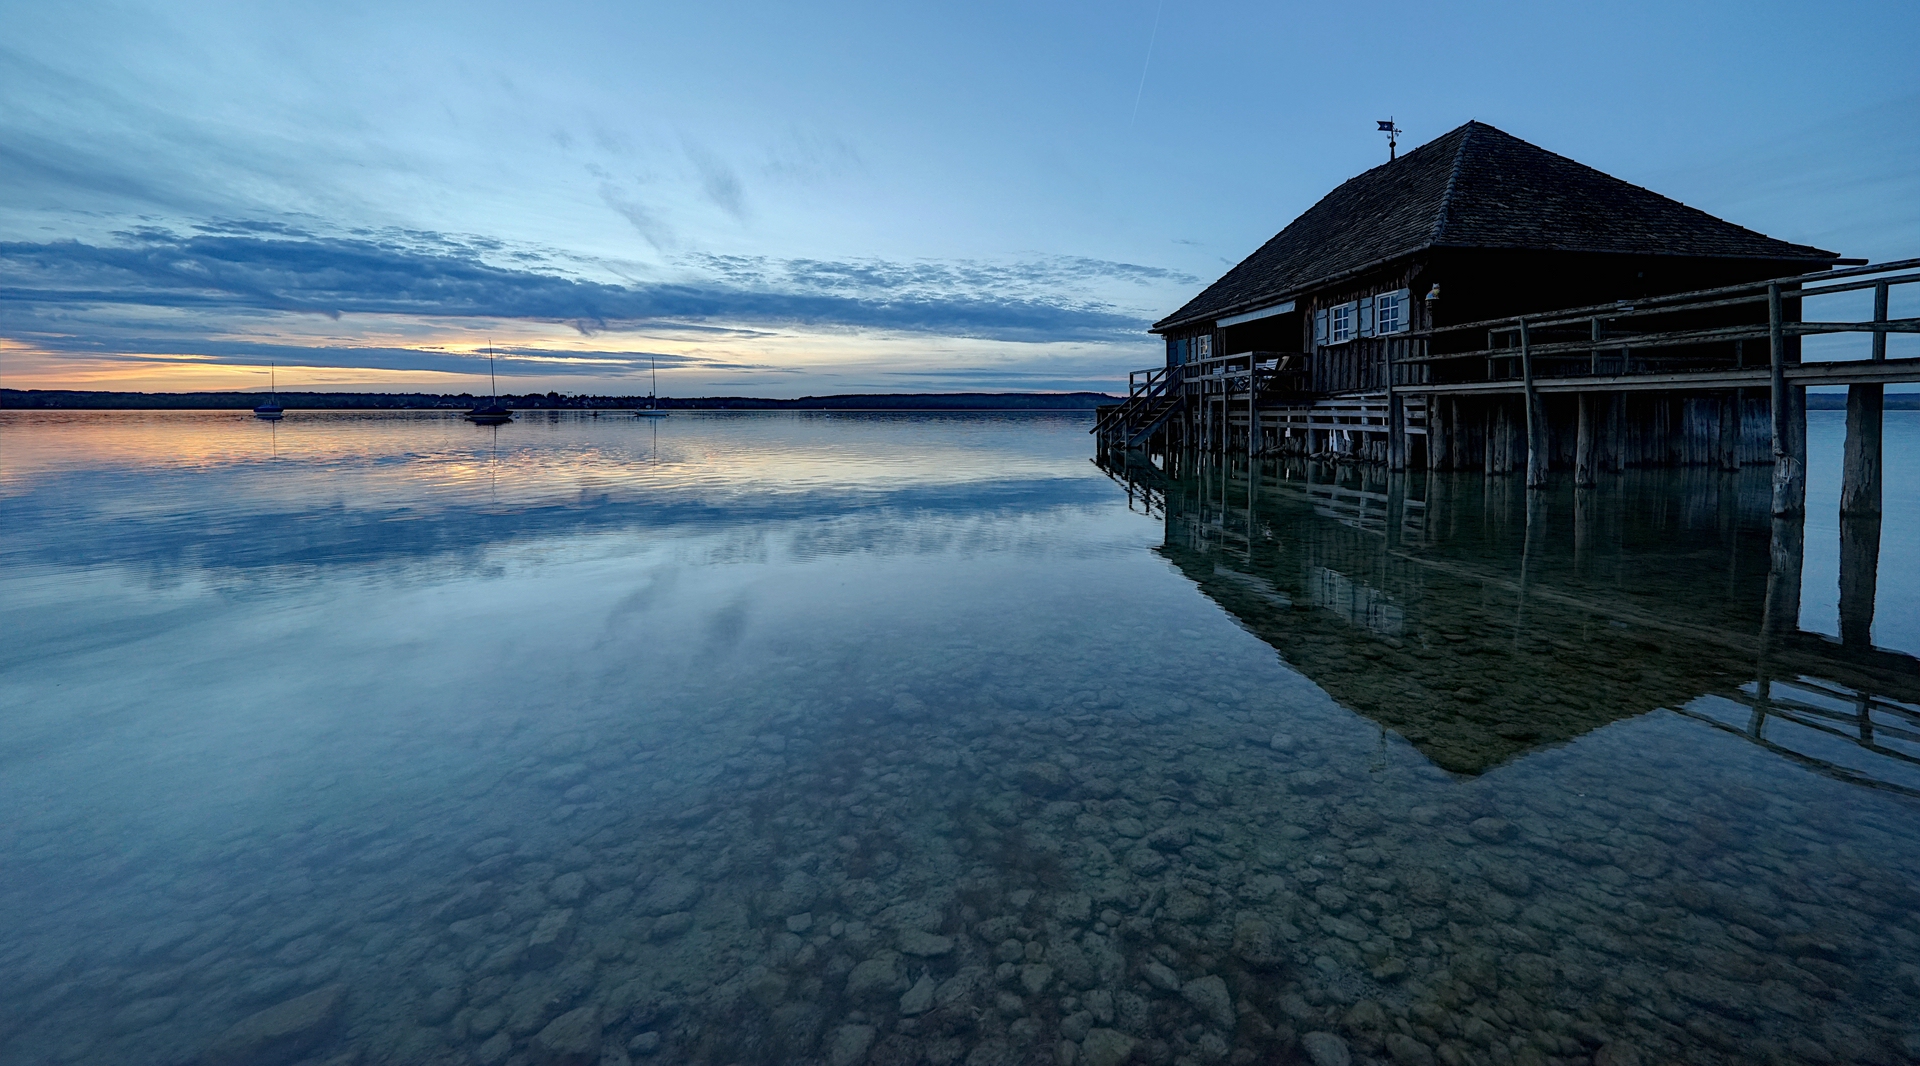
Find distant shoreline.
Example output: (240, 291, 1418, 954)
(1, 389, 1117, 412)
(7, 388, 1903, 412)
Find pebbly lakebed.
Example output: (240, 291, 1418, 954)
(1, 408, 1918, 1066)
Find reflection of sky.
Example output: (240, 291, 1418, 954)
(0, 412, 1168, 852)
(8, 407, 1920, 1066)
(0, 411, 1116, 577)
(1803, 411, 1920, 652)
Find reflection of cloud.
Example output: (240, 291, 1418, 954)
(0, 460, 1111, 583)
(0, 226, 1162, 343)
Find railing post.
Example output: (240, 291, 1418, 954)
(1873, 280, 1889, 362)
(1387, 339, 1406, 472)
(1247, 356, 1258, 463)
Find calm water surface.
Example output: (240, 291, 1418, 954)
(2, 410, 1918, 1066)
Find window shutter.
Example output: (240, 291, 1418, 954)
(1314, 309, 1328, 344)
(1358, 296, 1375, 338)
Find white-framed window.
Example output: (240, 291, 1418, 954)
(1328, 301, 1356, 344)
(1375, 289, 1411, 334)
(1194, 335, 1211, 360)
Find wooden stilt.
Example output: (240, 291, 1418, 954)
(1574, 393, 1596, 487)
(1843, 283, 1889, 516)
(1522, 320, 1548, 488)
(1388, 393, 1406, 472)
(1455, 397, 1472, 471)
(1604, 392, 1622, 473)
(1484, 403, 1499, 476)
(1842, 384, 1884, 516)
(1248, 360, 1258, 462)
(1717, 390, 1740, 471)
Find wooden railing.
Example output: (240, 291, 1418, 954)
(1402, 257, 1920, 382)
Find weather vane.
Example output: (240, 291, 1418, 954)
(1378, 118, 1402, 161)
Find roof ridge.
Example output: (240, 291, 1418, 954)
(1430, 121, 1473, 245)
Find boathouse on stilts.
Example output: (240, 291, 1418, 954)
(1098, 121, 1920, 681)
(1095, 121, 1920, 521)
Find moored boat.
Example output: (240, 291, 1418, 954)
(466, 345, 513, 425)
(254, 363, 284, 420)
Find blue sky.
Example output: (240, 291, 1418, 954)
(2, 0, 1917, 395)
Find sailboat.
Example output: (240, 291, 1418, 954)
(634, 353, 668, 418)
(466, 344, 513, 425)
(253, 364, 284, 420)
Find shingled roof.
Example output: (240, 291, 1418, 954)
(1154, 121, 1841, 332)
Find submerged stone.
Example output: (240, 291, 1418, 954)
(1301, 1031, 1351, 1066)
(826, 1024, 875, 1066)
(649, 911, 694, 940)
(900, 973, 938, 1015)
(634, 875, 700, 916)
(1080, 1028, 1135, 1066)
(898, 929, 954, 957)
(1181, 975, 1234, 1028)
(531, 1006, 600, 1066)
(525, 908, 576, 969)
(202, 983, 346, 1066)
(1468, 817, 1516, 842)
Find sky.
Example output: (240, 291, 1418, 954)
(2, 0, 1917, 397)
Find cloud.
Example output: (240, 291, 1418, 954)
(597, 182, 675, 251)
(683, 142, 747, 220)
(0, 324, 766, 378)
(759, 129, 863, 184)
(0, 225, 1173, 343)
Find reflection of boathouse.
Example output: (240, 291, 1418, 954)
(1102, 454, 1920, 794)
(1096, 121, 1918, 521)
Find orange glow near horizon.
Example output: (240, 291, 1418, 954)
(0, 312, 1137, 394)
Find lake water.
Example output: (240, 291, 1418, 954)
(2, 409, 1918, 1066)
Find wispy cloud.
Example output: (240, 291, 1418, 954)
(0, 225, 1177, 343)
(683, 142, 747, 220)
(596, 182, 676, 252)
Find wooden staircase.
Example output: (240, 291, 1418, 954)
(1093, 365, 1184, 449)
